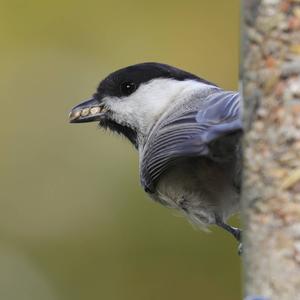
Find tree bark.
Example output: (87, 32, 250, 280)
(242, 0, 300, 299)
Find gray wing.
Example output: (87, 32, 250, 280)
(140, 91, 242, 193)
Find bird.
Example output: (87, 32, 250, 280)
(69, 62, 243, 246)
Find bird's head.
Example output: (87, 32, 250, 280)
(69, 62, 216, 148)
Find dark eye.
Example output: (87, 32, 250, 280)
(120, 82, 137, 96)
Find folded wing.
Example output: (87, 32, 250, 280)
(141, 91, 242, 192)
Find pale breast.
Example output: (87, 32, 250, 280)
(152, 157, 240, 227)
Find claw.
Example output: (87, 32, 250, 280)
(238, 242, 243, 255)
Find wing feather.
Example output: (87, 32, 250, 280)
(141, 91, 242, 192)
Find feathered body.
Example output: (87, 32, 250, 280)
(69, 62, 242, 234)
(138, 84, 242, 227)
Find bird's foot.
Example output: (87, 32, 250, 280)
(215, 215, 243, 255)
(215, 215, 242, 242)
(238, 242, 243, 256)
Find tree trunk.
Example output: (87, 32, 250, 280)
(242, 0, 300, 299)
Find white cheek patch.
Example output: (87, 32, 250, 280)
(104, 96, 139, 128)
(104, 78, 213, 137)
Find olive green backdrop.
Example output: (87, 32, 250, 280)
(0, 1, 240, 299)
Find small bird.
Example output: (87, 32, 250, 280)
(69, 62, 242, 245)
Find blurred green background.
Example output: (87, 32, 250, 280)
(0, 1, 240, 299)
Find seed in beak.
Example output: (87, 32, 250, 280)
(73, 110, 81, 118)
(81, 108, 90, 117)
(90, 106, 101, 115)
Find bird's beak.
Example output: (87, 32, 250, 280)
(69, 98, 107, 123)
